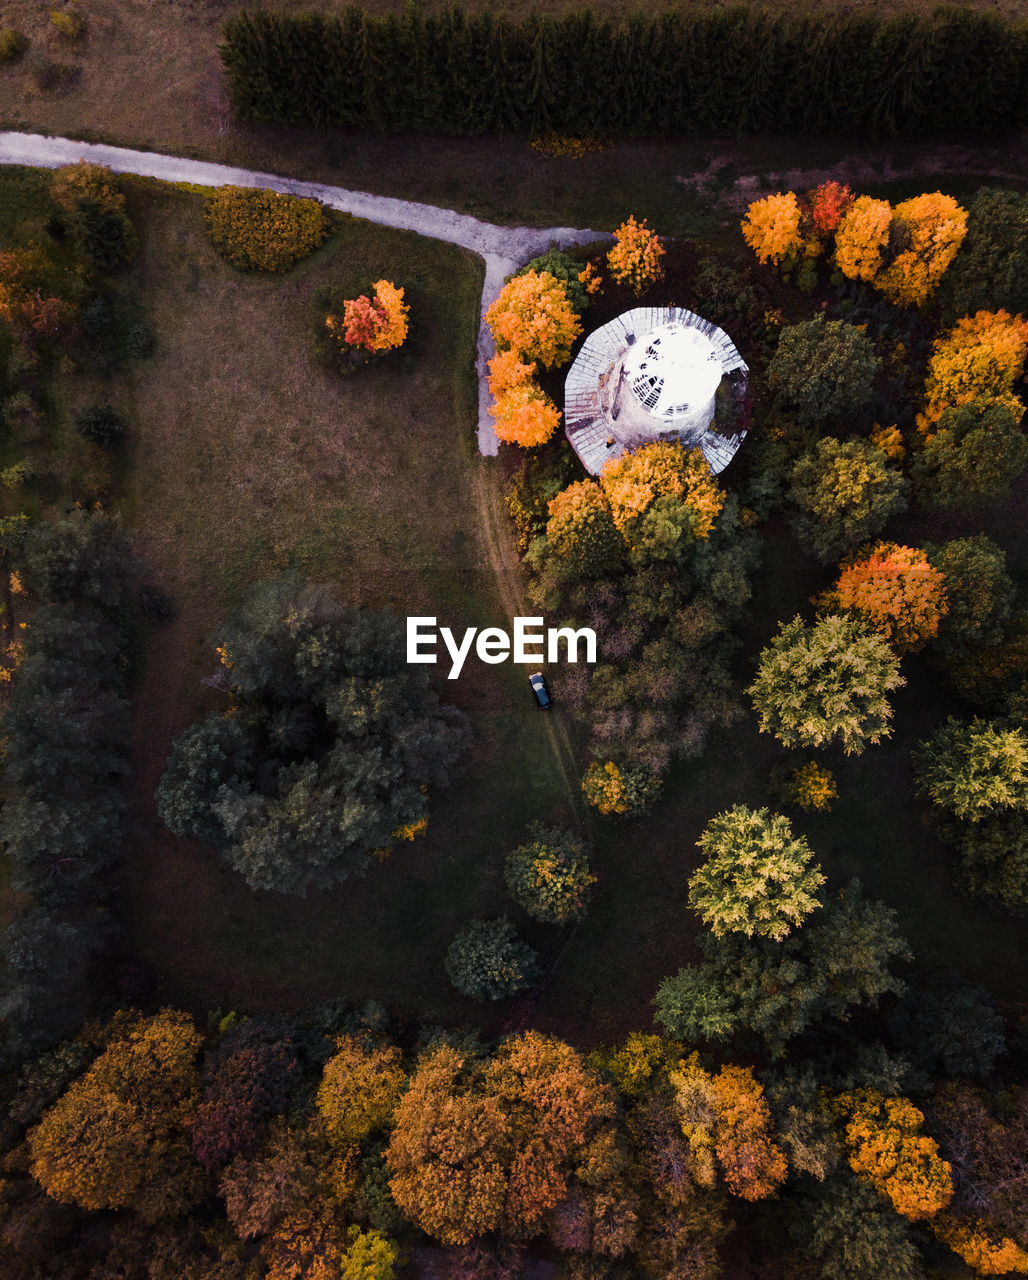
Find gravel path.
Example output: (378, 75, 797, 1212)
(0, 131, 609, 454)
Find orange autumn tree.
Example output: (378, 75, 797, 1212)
(484, 269, 581, 448)
(932, 1218, 1028, 1277)
(490, 380, 562, 447)
(485, 269, 582, 369)
(325, 279, 409, 354)
(874, 193, 968, 308)
(834, 195, 894, 283)
(708, 1064, 788, 1201)
(669, 1054, 787, 1201)
(920, 309, 1028, 429)
(823, 541, 949, 654)
(606, 215, 666, 295)
(837, 1090, 953, 1222)
(599, 440, 724, 546)
(740, 192, 805, 265)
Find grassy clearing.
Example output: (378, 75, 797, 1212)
(71, 181, 571, 1027)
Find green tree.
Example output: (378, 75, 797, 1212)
(888, 974, 1006, 1080)
(28, 1009, 205, 1221)
(912, 398, 1028, 510)
(19, 507, 136, 607)
(951, 812, 1028, 913)
(543, 480, 624, 578)
(925, 535, 1015, 661)
(767, 316, 881, 427)
(688, 805, 826, 941)
(504, 823, 595, 924)
(912, 717, 1028, 822)
(940, 187, 1028, 320)
(789, 437, 908, 562)
(156, 578, 471, 895)
(796, 1175, 925, 1280)
(444, 918, 540, 1001)
(749, 614, 905, 755)
(654, 883, 910, 1056)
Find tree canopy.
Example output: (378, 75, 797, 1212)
(688, 805, 826, 941)
(749, 614, 905, 755)
(156, 577, 471, 894)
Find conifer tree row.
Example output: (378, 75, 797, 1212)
(220, 7, 1028, 136)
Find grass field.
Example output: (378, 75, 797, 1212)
(49, 179, 574, 1033)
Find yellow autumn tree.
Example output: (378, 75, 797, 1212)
(920, 309, 1028, 429)
(837, 1090, 953, 1222)
(874, 193, 968, 308)
(606, 214, 666, 295)
(740, 192, 805, 266)
(490, 380, 562, 447)
(485, 269, 582, 369)
(834, 195, 894, 282)
(367, 279, 409, 351)
(317, 1035, 406, 1147)
(599, 440, 724, 542)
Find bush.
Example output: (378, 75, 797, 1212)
(204, 186, 328, 272)
(444, 918, 540, 1001)
(74, 403, 127, 448)
(581, 759, 663, 815)
(51, 164, 139, 268)
(0, 29, 29, 63)
(516, 247, 593, 314)
(504, 824, 595, 924)
(49, 8, 85, 42)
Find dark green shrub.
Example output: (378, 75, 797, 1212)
(122, 323, 154, 360)
(75, 404, 127, 448)
(205, 186, 328, 272)
(941, 187, 1028, 320)
(444, 917, 540, 1001)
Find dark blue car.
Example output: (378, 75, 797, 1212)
(529, 671, 551, 709)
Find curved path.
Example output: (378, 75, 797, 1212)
(0, 131, 609, 455)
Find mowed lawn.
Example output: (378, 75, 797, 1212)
(97, 183, 573, 1029)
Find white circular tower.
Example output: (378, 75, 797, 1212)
(564, 306, 749, 475)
